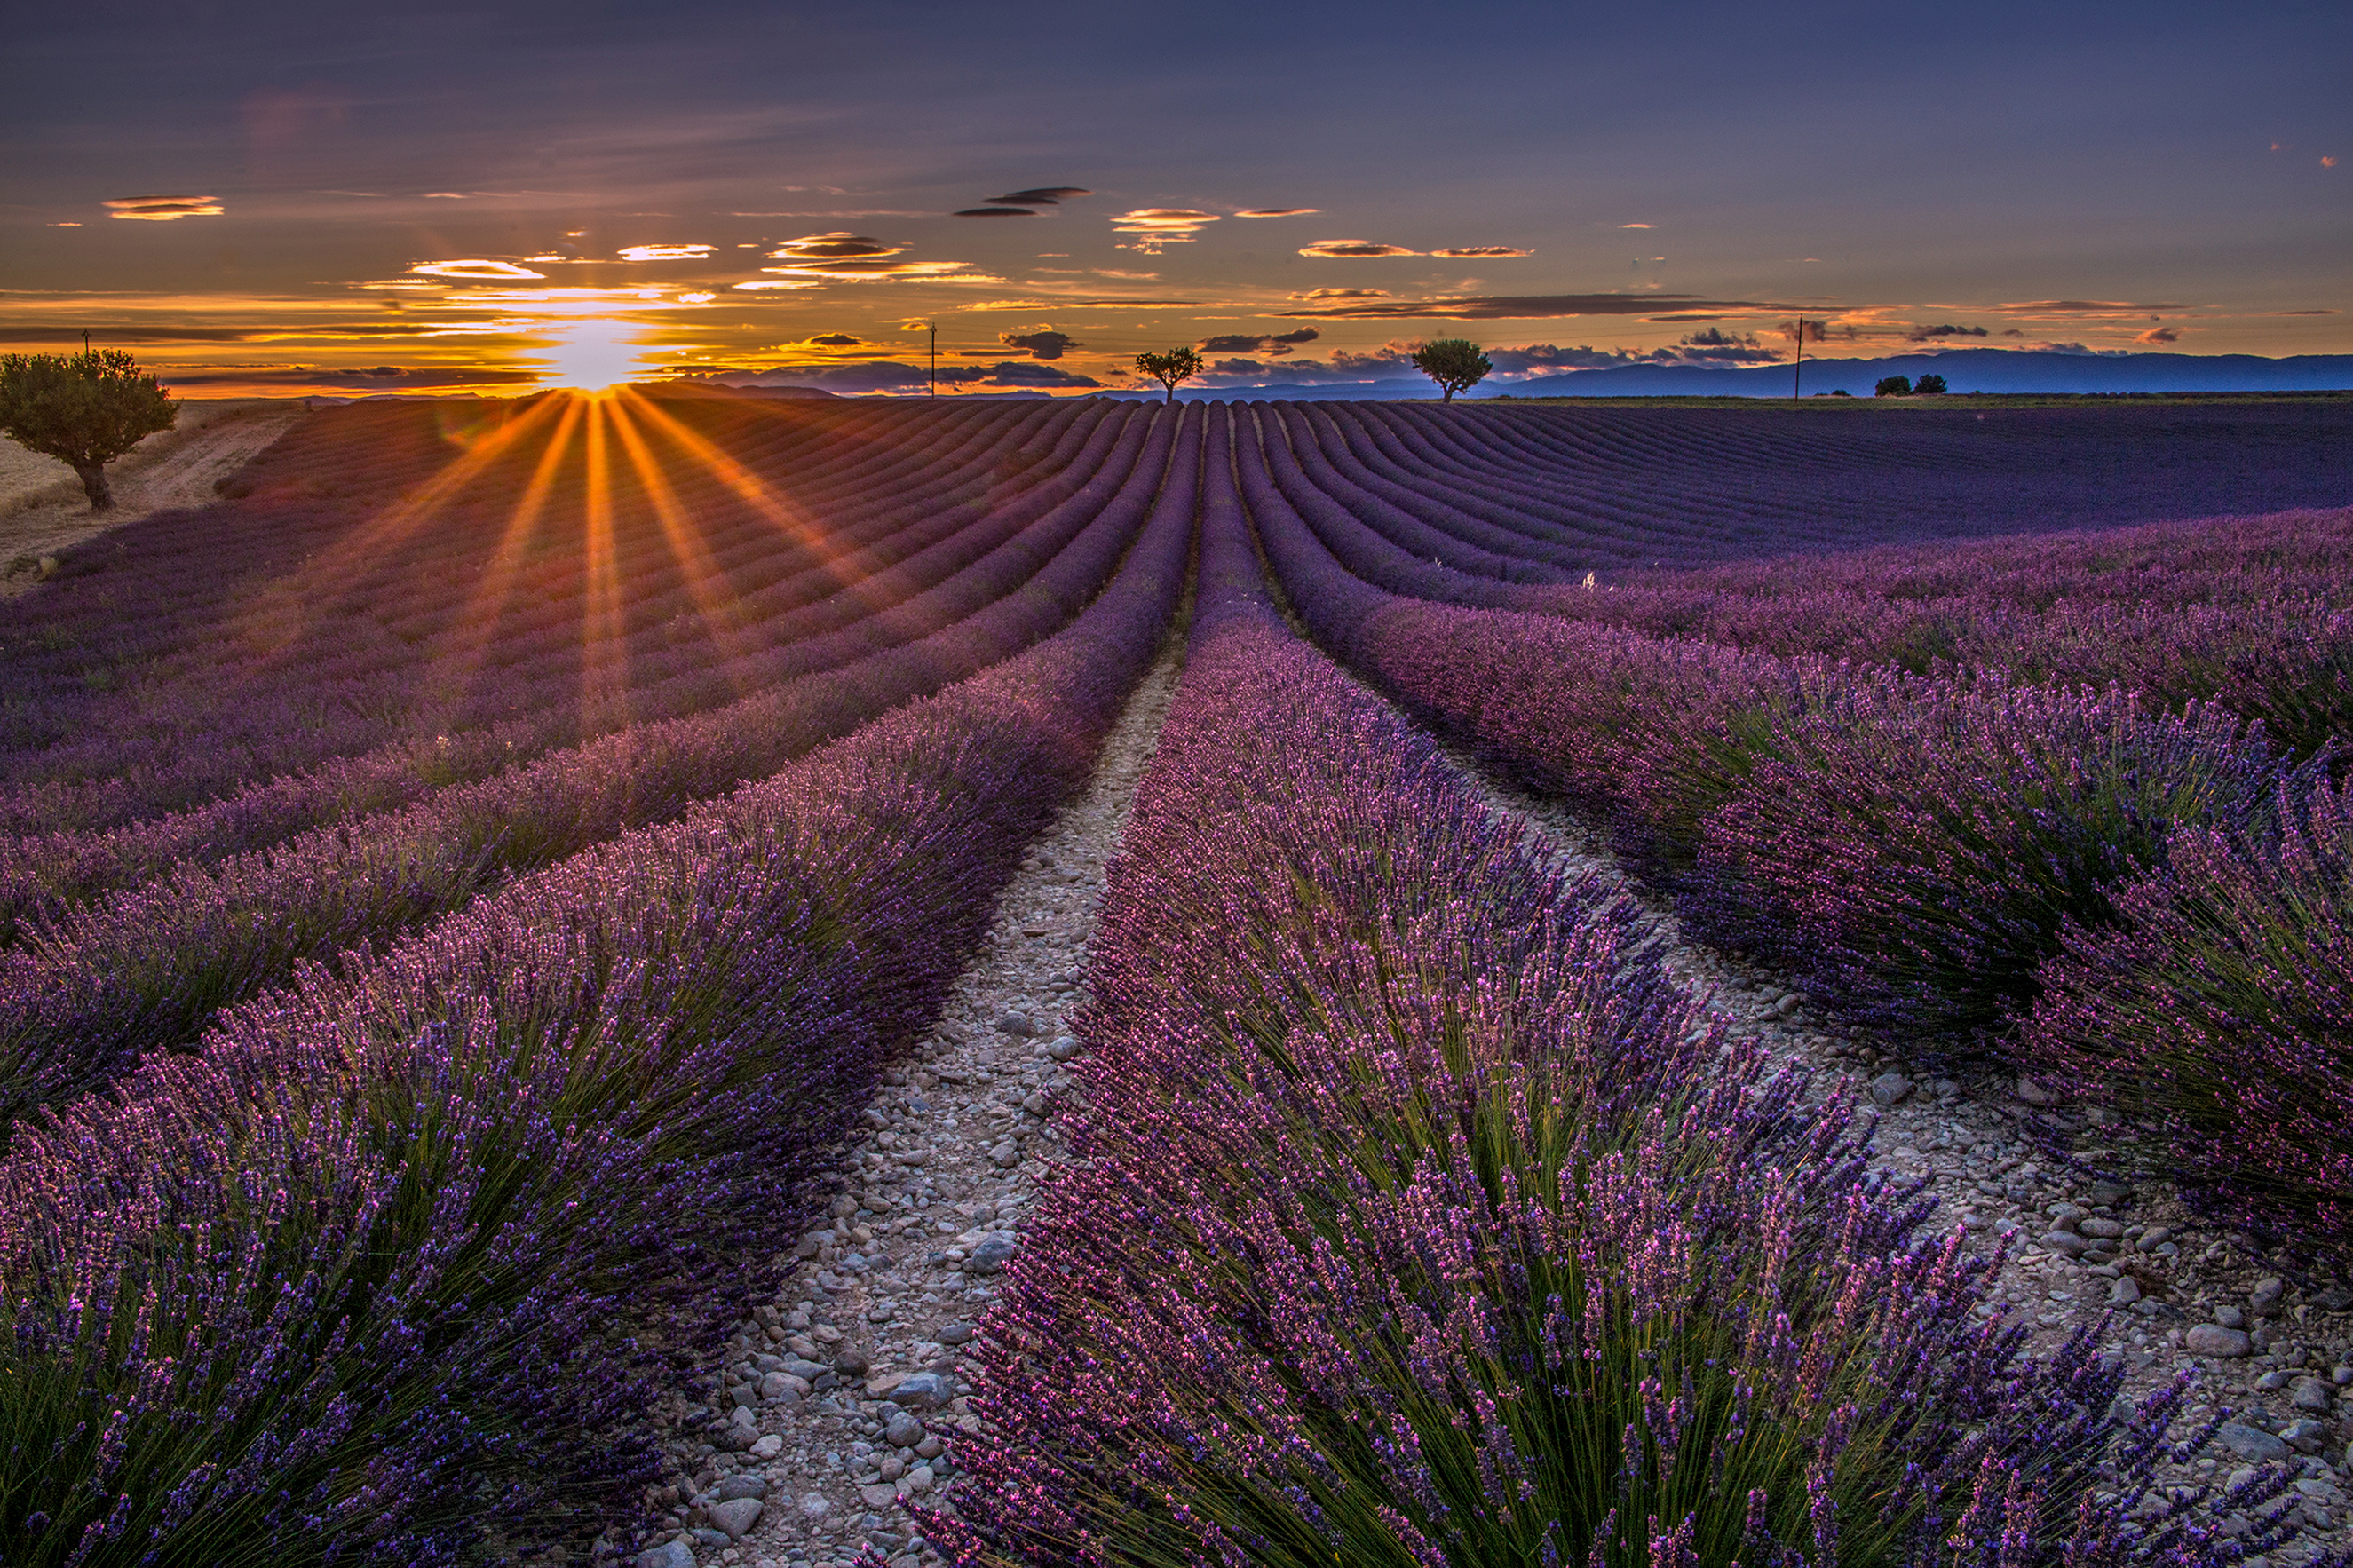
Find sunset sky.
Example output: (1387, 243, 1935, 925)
(4, 0, 2348, 397)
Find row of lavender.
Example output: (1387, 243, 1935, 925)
(1238, 403, 2353, 1263)
(1518, 511, 2353, 767)
(0, 409, 1198, 1566)
(933, 453, 2263, 1567)
(1252, 398, 2353, 574)
(4, 393, 1055, 710)
(1248, 400, 2353, 765)
(18, 394, 2345, 839)
(0, 394, 962, 743)
(0, 395, 1135, 835)
(0, 402, 1178, 1128)
(0, 400, 1169, 951)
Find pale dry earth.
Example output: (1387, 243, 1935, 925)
(0, 401, 305, 595)
(620, 652, 1181, 1568)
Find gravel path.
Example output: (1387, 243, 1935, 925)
(625, 651, 1181, 1568)
(1459, 757, 2353, 1560)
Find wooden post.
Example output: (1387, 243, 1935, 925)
(1793, 318, 1804, 400)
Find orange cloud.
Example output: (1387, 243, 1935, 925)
(410, 259, 549, 281)
(105, 195, 221, 221)
(1112, 210, 1220, 252)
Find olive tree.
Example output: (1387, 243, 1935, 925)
(1410, 338, 1492, 401)
(1874, 375, 1913, 397)
(0, 351, 176, 511)
(1133, 347, 1204, 405)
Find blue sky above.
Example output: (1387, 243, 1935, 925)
(3, 0, 2346, 394)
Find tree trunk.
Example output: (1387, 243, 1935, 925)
(1442, 386, 1455, 402)
(1163, 384, 1175, 405)
(74, 462, 114, 511)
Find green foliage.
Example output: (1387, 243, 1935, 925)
(1874, 376, 1913, 397)
(1410, 337, 1492, 401)
(1132, 346, 1204, 404)
(1914, 372, 1949, 395)
(0, 351, 175, 511)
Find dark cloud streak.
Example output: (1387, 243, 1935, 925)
(999, 329, 1081, 360)
(1277, 293, 1793, 320)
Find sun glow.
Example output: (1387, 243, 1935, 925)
(541, 318, 648, 391)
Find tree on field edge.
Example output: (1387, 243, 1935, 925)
(0, 351, 177, 511)
(1134, 347, 1204, 405)
(1412, 339, 1493, 402)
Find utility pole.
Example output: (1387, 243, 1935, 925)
(926, 321, 938, 398)
(1793, 318, 1804, 400)
(81, 329, 91, 357)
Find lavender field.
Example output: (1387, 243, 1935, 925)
(7, 391, 2353, 1568)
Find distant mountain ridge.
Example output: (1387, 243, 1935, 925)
(1097, 349, 2353, 401)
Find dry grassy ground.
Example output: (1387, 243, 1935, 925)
(0, 400, 307, 596)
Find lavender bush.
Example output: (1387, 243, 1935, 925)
(0, 395, 1120, 835)
(2026, 780, 2353, 1257)
(0, 414, 1193, 1564)
(931, 441, 2264, 1568)
(0, 409, 1176, 1123)
(1687, 674, 2304, 1044)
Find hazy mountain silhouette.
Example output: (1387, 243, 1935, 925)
(1103, 350, 2353, 400)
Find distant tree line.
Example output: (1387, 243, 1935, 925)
(1131, 337, 1498, 402)
(1874, 372, 1949, 397)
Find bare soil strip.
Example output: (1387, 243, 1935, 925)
(1457, 754, 2353, 1560)
(630, 652, 1181, 1568)
(0, 401, 305, 595)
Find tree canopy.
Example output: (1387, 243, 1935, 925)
(0, 351, 176, 511)
(1410, 339, 1492, 402)
(1874, 375, 1913, 397)
(1133, 347, 1204, 405)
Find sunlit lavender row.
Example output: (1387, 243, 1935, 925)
(0, 409, 1193, 1564)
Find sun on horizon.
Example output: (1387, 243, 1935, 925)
(540, 318, 648, 392)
